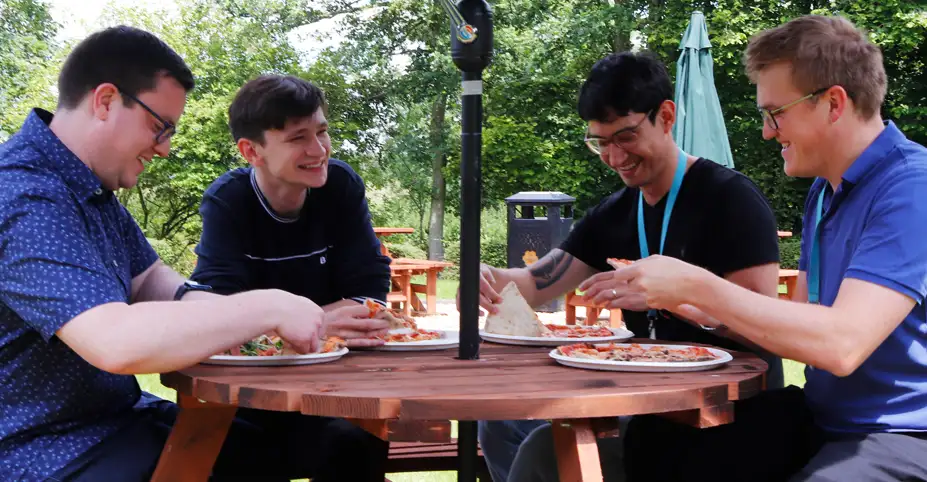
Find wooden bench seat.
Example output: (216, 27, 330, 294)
(386, 441, 489, 479)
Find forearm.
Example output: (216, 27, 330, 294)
(689, 275, 844, 372)
(59, 291, 277, 375)
(134, 263, 186, 302)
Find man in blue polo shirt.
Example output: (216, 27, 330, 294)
(190, 74, 392, 327)
(604, 14, 927, 482)
(0, 26, 388, 481)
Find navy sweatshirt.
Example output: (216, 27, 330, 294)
(191, 160, 391, 306)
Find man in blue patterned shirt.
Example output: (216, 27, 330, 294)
(0, 26, 388, 481)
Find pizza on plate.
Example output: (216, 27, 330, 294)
(542, 324, 615, 338)
(225, 334, 346, 357)
(557, 342, 720, 362)
(366, 300, 443, 343)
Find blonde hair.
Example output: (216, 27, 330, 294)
(744, 15, 886, 119)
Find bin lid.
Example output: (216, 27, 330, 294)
(504, 191, 576, 204)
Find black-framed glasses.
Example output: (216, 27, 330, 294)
(759, 86, 831, 131)
(584, 109, 654, 155)
(114, 85, 176, 144)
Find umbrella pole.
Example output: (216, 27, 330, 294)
(458, 69, 483, 362)
(442, 1, 493, 480)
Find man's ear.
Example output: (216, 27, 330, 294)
(90, 83, 120, 121)
(237, 138, 264, 167)
(825, 85, 850, 124)
(657, 99, 677, 135)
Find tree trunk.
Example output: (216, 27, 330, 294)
(427, 92, 448, 261)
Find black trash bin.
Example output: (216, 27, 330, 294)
(504, 191, 576, 312)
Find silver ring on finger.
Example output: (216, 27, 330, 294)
(610, 289, 618, 299)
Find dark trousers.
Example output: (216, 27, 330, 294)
(48, 396, 388, 482)
(625, 386, 927, 482)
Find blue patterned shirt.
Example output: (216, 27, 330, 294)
(0, 110, 161, 480)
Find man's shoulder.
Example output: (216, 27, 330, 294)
(692, 159, 771, 205)
(0, 161, 70, 210)
(325, 158, 364, 187)
(203, 167, 252, 203)
(582, 186, 634, 220)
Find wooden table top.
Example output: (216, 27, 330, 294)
(162, 341, 766, 422)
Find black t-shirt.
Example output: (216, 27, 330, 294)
(191, 160, 391, 305)
(561, 159, 782, 385)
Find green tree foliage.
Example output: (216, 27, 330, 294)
(1, 0, 924, 272)
(0, 0, 59, 140)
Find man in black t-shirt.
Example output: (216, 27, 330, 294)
(189, 75, 391, 480)
(470, 52, 782, 482)
(191, 75, 392, 327)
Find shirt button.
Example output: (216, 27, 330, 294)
(94, 188, 103, 196)
(112, 260, 119, 268)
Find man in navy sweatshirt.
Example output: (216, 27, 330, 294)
(192, 75, 392, 346)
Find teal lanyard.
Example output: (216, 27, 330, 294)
(807, 187, 827, 304)
(638, 149, 688, 258)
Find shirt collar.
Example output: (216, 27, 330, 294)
(22, 109, 108, 202)
(842, 120, 906, 185)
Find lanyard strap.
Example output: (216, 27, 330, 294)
(807, 187, 827, 304)
(638, 149, 688, 258)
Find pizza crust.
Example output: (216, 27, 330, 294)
(484, 282, 551, 337)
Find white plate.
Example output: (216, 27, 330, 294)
(359, 330, 460, 352)
(202, 347, 349, 366)
(479, 327, 634, 347)
(549, 343, 733, 372)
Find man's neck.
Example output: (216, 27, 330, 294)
(48, 110, 96, 171)
(254, 168, 307, 217)
(821, 116, 886, 191)
(640, 143, 694, 206)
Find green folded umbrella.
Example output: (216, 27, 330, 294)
(672, 11, 735, 169)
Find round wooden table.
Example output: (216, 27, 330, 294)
(152, 341, 767, 482)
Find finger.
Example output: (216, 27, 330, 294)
(479, 293, 499, 314)
(590, 288, 621, 306)
(308, 337, 320, 354)
(578, 271, 615, 291)
(605, 295, 642, 311)
(339, 304, 376, 318)
(610, 264, 639, 284)
(327, 328, 386, 339)
(581, 280, 618, 302)
(331, 317, 390, 332)
(479, 272, 502, 304)
(346, 337, 386, 347)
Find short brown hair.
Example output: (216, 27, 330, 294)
(744, 15, 886, 119)
(228, 75, 327, 144)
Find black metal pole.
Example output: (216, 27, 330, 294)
(458, 67, 483, 363)
(446, 1, 492, 481)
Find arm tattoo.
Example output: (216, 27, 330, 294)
(529, 250, 573, 291)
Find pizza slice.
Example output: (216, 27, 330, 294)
(483, 282, 551, 337)
(606, 258, 633, 270)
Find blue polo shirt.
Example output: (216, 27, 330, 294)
(0, 110, 161, 480)
(798, 121, 927, 433)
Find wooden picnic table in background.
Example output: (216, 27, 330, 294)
(373, 227, 455, 316)
(373, 227, 416, 258)
(778, 230, 793, 238)
(152, 342, 767, 482)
